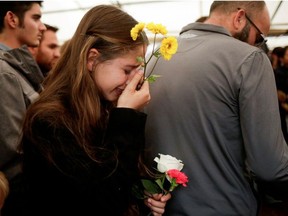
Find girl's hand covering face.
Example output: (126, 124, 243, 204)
(117, 70, 150, 110)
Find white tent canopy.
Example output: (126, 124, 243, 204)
(41, 0, 288, 49)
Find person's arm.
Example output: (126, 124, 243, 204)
(0, 66, 27, 177)
(239, 50, 288, 199)
(104, 108, 146, 179)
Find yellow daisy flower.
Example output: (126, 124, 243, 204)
(130, 22, 145, 41)
(146, 22, 167, 35)
(160, 36, 178, 60)
(130, 22, 178, 83)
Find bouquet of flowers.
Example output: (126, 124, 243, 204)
(133, 154, 188, 198)
(130, 22, 178, 83)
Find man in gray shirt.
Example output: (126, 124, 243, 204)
(145, 1, 288, 215)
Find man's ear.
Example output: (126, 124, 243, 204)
(233, 9, 247, 31)
(5, 11, 19, 29)
(87, 48, 99, 72)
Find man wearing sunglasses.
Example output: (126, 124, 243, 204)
(145, 1, 288, 216)
(242, 10, 267, 48)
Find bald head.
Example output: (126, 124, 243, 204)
(206, 1, 270, 47)
(209, 1, 266, 15)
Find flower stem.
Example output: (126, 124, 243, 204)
(145, 56, 160, 80)
(144, 33, 159, 80)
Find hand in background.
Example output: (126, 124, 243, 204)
(277, 90, 286, 103)
(281, 102, 288, 112)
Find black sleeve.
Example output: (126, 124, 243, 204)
(104, 108, 147, 180)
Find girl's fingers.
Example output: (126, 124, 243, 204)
(126, 71, 144, 91)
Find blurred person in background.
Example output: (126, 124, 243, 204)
(29, 23, 60, 77)
(195, 16, 208, 23)
(59, 38, 70, 54)
(271, 46, 284, 71)
(274, 46, 288, 143)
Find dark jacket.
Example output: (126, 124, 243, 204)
(3, 108, 147, 216)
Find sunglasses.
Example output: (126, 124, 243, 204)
(244, 13, 267, 47)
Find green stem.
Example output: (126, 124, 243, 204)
(144, 33, 159, 79)
(146, 47, 160, 66)
(145, 56, 160, 80)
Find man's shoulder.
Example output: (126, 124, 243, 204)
(0, 60, 40, 106)
(0, 54, 18, 76)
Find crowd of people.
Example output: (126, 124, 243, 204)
(0, 1, 288, 216)
(271, 46, 288, 144)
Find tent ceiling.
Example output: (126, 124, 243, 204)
(41, 0, 288, 48)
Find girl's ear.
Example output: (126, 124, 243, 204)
(87, 48, 99, 72)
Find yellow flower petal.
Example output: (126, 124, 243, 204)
(130, 22, 146, 41)
(146, 22, 167, 35)
(160, 36, 178, 60)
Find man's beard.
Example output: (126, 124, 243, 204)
(234, 23, 250, 43)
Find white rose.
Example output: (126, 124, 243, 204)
(154, 153, 184, 173)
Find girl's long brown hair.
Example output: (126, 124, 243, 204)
(21, 5, 148, 165)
